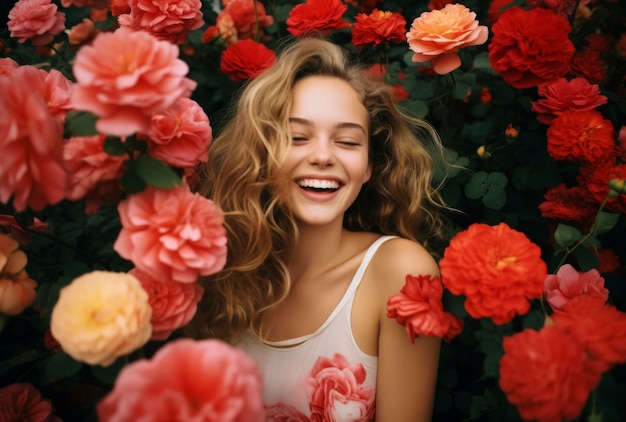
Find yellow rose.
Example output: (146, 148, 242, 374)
(50, 271, 152, 366)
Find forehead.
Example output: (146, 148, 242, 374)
(290, 76, 368, 130)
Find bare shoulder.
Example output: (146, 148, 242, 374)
(368, 237, 439, 296)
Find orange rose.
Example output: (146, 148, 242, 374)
(0, 234, 37, 316)
(439, 223, 548, 324)
(406, 3, 488, 74)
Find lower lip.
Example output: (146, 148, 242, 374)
(297, 186, 340, 201)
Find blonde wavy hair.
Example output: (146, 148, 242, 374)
(190, 37, 450, 341)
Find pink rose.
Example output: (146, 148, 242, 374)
(40, 68, 74, 121)
(0, 383, 61, 422)
(117, 0, 204, 45)
(71, 28, 196, 137)
(544, 264, 609, 311)
(97, 338, 264, 422)
(264, 403, 309, 422)
(63, 134, 128, 213)
(130, 267, 204, 340)
(0, 66, 67, 212)
(307, 354, 375, 422)
(387, 274, 463, 343)
(0, 57, 19, 77)
(0, 234, 37, 315)
(140, 97, 212, 169)
(114, 185, 227, 283)
(407, 3, 488, 74)
(7, 0, 66, 46)
(531, 78, 608, 125)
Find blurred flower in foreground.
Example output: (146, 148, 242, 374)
(406, 3, 488, 75)
(351, 9, 406, 48)
(0, 234, 37, 316)
(286, 0, 351, 37)
(7, 0, 66, 46)
(71, 28, 196, 137)
(114, 185, 228, 283)
(543, 264, 609, 311)
(97, 338, 264, 421)
(0, 383, 61, 422)
(387, 274, 463, 342)
(499, 325, 605, 422)
(50, 271, 152, 366)
(439, 223, 548, 324)
(219, 39, 277, 82)
(488, 6, 575, 89)
(130, 267, 204, 341)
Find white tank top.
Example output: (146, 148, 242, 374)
(237, 236, 395, 421)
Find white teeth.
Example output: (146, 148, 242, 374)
(299, 179, 340, 189)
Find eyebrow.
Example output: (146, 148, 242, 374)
(288, 117, 367, 135)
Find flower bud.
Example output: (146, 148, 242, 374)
(608, 178, 626, 196)
(477, 145, 490, 159)
(505, 123, 519, 140)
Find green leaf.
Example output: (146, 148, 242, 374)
(487, 172, 508, 189)
(452, 82, 471, 100)
(44, 351, 83, 381)
(483, 188, 506, 210)
(103, 137, 127, 156)
(553, 224, 582, 248)
(0, 349, 40, 376)
(594, 211, 620, 235)
(65, 111, 99, 136)
(91, 357, 126, 385)
(121, 166, 148, 194)
(573, 247, 600, 271)
(473, 52, 497, 74)
(465, 171, 488, 199)
(133, 156, 182, 189)
(402, 100, 429, 119)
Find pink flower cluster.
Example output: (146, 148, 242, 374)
(8, 0, 65, 46)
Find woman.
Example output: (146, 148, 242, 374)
(192, 37, 449, 421)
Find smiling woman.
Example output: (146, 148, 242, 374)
(190, 36, 451, 421)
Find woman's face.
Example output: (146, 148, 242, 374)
(283, 75, 371, 227)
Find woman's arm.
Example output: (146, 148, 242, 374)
(373, 239, 442, 422)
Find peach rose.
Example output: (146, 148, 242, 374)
(407, 3, 488, 74)
(114, 186, 227, 283)
(0, 383, 61, 422)
(71, 28, 196, 137)
(0, 234, 37, 316)
(117, 0, 205, 45)
(7, 0, 66, 46)
(543, 264, 609, 311)
(130, 267, 204, 341)
(140, 97, 212, 169)
(0, 66, 68, 212)
(65, 18, 97, 46)
(50, 271, 152, 366)
(97, 338, 264, 421)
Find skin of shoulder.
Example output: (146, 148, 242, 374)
(369, 237, 442, 422)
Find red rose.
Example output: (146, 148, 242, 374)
(578, 164, 626, 214)
(351, 9, 406, 48)
(488, 6, 575, 89)
(538, 183, 598, 231)
(217, 0, 274, 44)
(0, 383, 61, 422)
(570, 47, 608, 84)
(220, 39, 276, 82)
(547, 110, 616, 165)
(552, 296, 626, 369)
(286, 0, 350, 37)
(596, 248, 621, 274)
(439, 223, 548, 324)
(531, 77, 608, 125)
(499, 326, 604, 422)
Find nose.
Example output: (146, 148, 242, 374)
(308, 138, 335, 167)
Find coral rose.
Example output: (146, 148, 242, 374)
(71, 28, 196, 137)
(538, 183, 598, 232)
(8, 0, 66, 46)
(50, 270, 152, 366)
(97, 338, 264, 421)
(140, 97, 212, 169)
(307, 353, 375, 422)
(0, 66, 67, 212)
(286, 0, 351, 37)
(547, 109, 616, 165)
(387, 274, 463, 343)
(0, 57, 19, 76)
(552, 296, 626, 369)
(499, 326, 605, 422)
(543, 264, 609, 311)
(439, 223, 548, 324)
(220, 39, 277, 82)
(129, 267, 204, 341)
(488, 6, 575, 89)
(351, 9, 407, 48)
(531, 78, 608, 125)
(406, 4, 488, 75)
(0, 383, 61, 422)
(0, 234, 37, 316)
(117, 0, 204, 45)
(114, 185, 227, 283)
(65, 18, 97, 46)
(64, 134, 128, 212)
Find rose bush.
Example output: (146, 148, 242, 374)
(0, 0, 625, 421)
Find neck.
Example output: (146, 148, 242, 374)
(289, 221, 347, 282)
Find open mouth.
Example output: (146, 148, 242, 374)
(297, 178, 341, 193)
